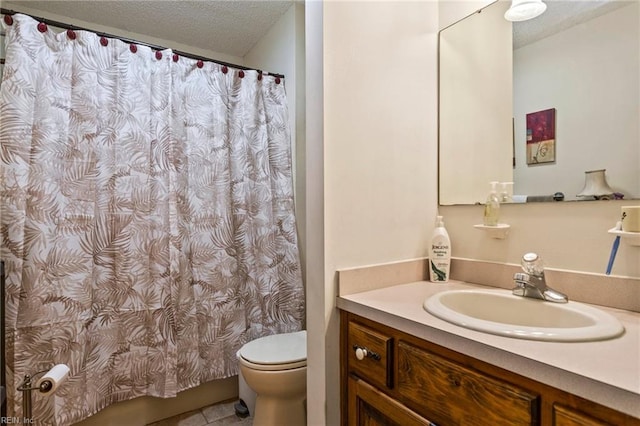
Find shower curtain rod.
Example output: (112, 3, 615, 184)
(0, 8, 285, 79)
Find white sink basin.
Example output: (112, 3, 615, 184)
(424, 289, 624, 342)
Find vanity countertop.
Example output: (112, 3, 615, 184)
(337, 280, 640, 418)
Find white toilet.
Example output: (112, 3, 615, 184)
(237, 330, 307, 426)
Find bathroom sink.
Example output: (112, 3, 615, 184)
(424, 289, 624, 342)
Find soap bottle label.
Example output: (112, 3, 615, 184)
(430, 260, 448, 281)
(430, 243, 450, 282)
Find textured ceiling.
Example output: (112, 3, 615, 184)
(2, 0, 294, 57)
(5, 1, 629, 57)
(513, 0, 631, 49)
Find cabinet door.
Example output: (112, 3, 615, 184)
(348, 375, 433, 426)
(553, 404, 608, 426)
(397, 341, 539, 425)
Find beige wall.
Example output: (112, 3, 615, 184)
(310, 1, 440, 425)
(303, 1, 325, 425)
(441, 200, 640, 277)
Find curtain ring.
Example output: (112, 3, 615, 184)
(66, 29, 76, 40)
(130, 44, 137, 53)
(197, 60, 204, 68)
(173, 54, 180, 62)
(238, 70, 245, 79)
(275, 77, 281, 85)
(257, 70, 263, 81)
(3, 15, 13, 25)
(155, 51, 163, 60)
(100, 37, 108, 46)
(37, 22, 47, 33)
(222, 65, 228, 74)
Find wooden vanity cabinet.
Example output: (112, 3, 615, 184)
(341, 311, 640, 426)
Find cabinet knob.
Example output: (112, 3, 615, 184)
(352, 345, 381, 361)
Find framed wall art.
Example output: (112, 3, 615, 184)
(526, 108, 556, 164)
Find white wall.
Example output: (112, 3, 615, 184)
(513, 2, 640, 200)
(304, 2, 325, 425)
(309, 2, 439, 425)
(441, 200, 640, 277)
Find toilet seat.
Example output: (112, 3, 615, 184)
(239, 356, 306, 371)
(239, 330, 306, 371)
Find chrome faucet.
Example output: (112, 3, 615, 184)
(513, 253, 568, 303)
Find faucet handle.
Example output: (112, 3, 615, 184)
(521, 252, 544, 276)
(513, 272, 531, 289)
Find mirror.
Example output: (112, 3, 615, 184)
(439, 0, 639, 205)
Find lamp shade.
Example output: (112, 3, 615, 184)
(504, 0, 547, 22)
(577, 169, 615, 200)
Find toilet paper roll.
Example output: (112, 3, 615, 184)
(36, 364, 70, 395)
(621, 206, 640, 232)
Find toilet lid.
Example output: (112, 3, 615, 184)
(239, 330, 306, 365)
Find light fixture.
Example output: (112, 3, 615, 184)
(504, 0, 547, 22)
(577, 169, 615, 200)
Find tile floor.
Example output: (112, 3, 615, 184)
(147, 400, 252, 426)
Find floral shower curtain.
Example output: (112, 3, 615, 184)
(0, 14, 304, 425)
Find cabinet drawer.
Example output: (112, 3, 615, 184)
(347, 320, 393, 389)
(397, 341, 539, 425)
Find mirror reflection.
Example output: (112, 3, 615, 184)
(439, 0, 639, 206)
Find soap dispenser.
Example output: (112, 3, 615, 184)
(483, 181, 500, 226)
(499, 182, 513, 203)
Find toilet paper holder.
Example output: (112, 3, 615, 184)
(17, 366, 67, 421)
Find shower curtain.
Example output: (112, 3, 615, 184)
(0, 14, 304, 425)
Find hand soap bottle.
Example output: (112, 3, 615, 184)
(499, 182, 513, 203)
(483, 181, 501, 226)
(429, 215, 451, 283)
